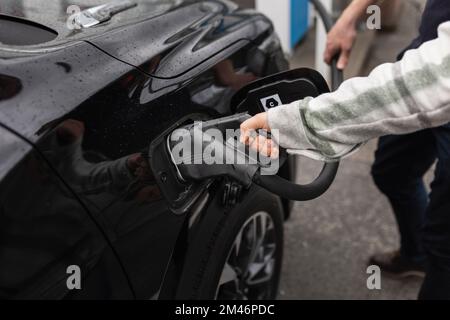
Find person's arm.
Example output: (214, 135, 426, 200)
(324, 0, 381, 69)
(241, 22, 450, 161)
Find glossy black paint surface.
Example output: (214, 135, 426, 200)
(0, 0, 288, 299)
(0, 126, 133, 299)
(0, 0, 183, 48)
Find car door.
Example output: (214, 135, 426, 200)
(0, 125, 133, 299)
(33, 63, 216, 299)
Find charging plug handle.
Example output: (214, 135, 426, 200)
(253, 161, 339, 201)
(169, 113, 339, 201)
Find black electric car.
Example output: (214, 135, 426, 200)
(0, 0, 294, 299)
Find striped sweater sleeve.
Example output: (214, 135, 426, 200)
(268, 21, 450, 161)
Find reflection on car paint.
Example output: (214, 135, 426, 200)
(0, 75, 22, 101)
(0, 0, 288, 299)
(0, 127, 133, 299)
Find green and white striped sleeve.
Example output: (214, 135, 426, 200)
(268, 21, 450, 161)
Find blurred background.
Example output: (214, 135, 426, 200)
(236, 0, 429, 299)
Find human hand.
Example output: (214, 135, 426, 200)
(240, 112, 279, 158)
(127, 153, 154, 181)
(324, 16, 357, 70)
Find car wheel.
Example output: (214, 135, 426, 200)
(176, 186, 284, 300)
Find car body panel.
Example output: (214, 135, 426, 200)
(87, 1, 272, 77)
(0, 125, 134, 299)
(0, 0, 288, 299)
(0, 126, 31, 182)
(0, 42, 136, 141)
(0, 0, 182, 51)
(0, 0, 272, 141)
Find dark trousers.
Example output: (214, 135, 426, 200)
(371, 124, 450, 299)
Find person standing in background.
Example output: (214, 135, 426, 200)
(241, 17, 450, 298)
(324, 0, 450, 290)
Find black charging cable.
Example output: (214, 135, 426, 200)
(309, 0, 344, 90)
(252, 0, 343, 201)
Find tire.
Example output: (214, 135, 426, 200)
(176, 186, 284, 300)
